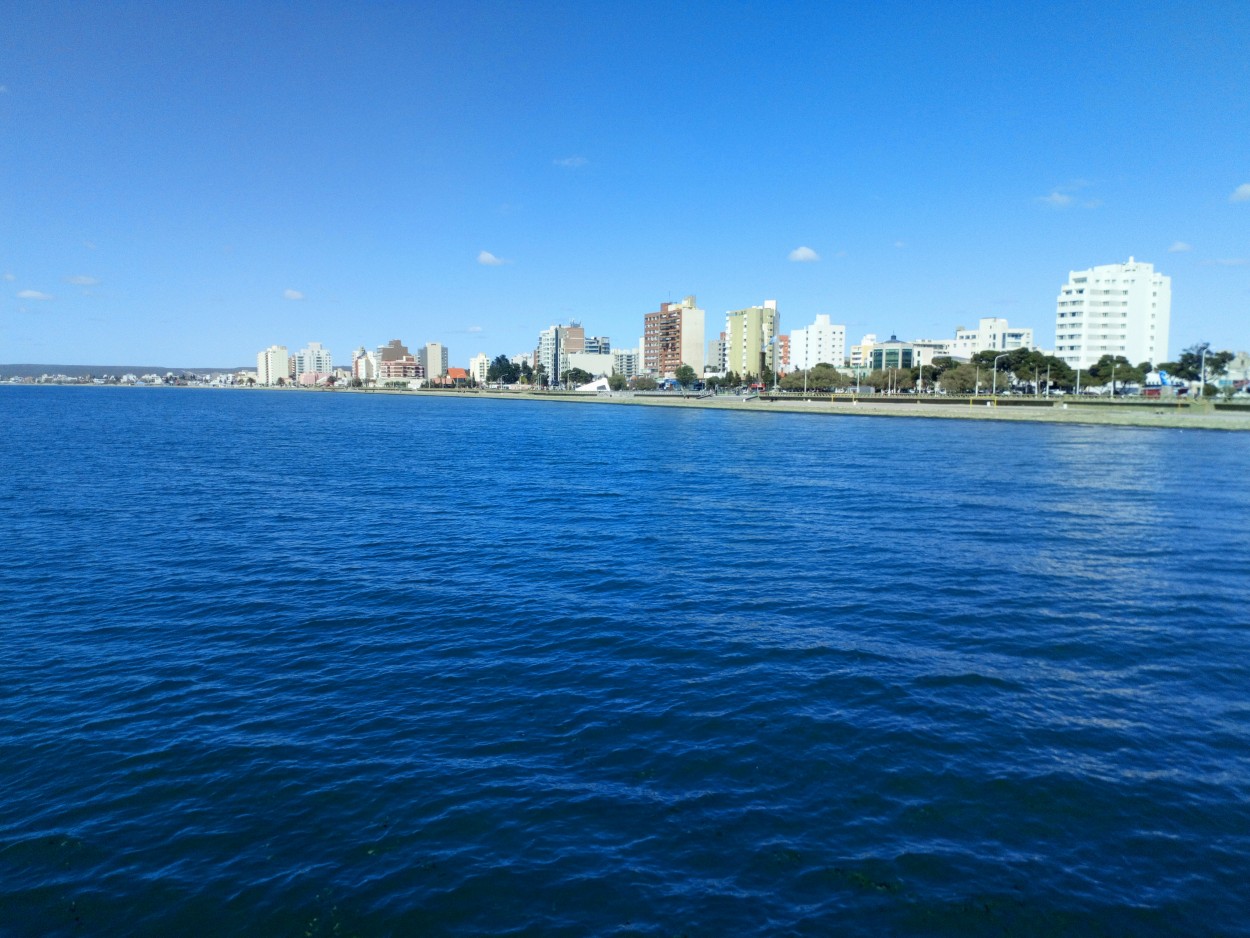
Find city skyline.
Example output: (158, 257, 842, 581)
(3, 1, 1248, 366)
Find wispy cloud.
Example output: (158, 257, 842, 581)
(467, 325, 483, 333)
(477, 250, 509, 266)
(1167, 241, 1193, 253)
(283, 288, 304, 300)
(1036, 181, 1101, 209)
(18, 290, 52, 300)
(788, 246, 819, 262)
(1208, 257, 1249, 267)
(894, 240, 906, 249)
(1231, 183, 1250, 203)
(554, 156, 588, 168)
(65, 275, 99, 285)
(1037, 190, 1074, 208)
(2, 272, 14, 281)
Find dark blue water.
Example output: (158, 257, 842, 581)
(2, 387, 1248, 936)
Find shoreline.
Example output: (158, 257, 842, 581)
(358, 387, 1250, 431)
(9, 382, 1250, 431)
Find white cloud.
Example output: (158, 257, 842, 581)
(788, 246, 819, 262)
(1167, 241, 1193, 253)
(1212, 258, 1249, 267)
(18, 290, 52, 300)
(283, 289, 304, 300)
(2, 272, 14, 281)
(1231, 183, 1250, 203)
(65, 275, 99, 285)
(554, 156, 588, 168)
(477, 250, 508, 266)
(83, 240, 97, 250)
(467, 325, 483, 333)
(1037, 191, 1074, 208)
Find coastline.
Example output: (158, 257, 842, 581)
(9, 382, 1249, 430)
(360, 387, 1250, 431)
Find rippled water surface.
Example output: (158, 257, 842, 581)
(2, 386, 1249, 936)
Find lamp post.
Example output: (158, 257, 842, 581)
(992, 353, 1008, 398)
(1111, 361, 1118, 398)
(975, 364, 980, 397)
(1199, 346, 1208, 400)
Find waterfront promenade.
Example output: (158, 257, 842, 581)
(366, 388, 1250, 432)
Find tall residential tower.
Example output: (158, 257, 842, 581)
(643, 296, 705, 377)
(724, 301, 779, 379)
(1055, 258, 1170, 370)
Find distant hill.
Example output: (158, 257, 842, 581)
(0, 364, 251, 378)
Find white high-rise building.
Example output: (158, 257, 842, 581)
(256, 345, 289, 385)
(293, 342, 333, 378)
(1055, 257, 1171, 370)
(790, 315, 847, 370)
(612, 348, 640, 380)
(949, 318, 1036, 359)
(469, 352, 490, 386)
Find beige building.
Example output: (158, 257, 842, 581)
(725, 301, 779, 378)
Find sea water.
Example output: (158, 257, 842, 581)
(2, 386, 1248, 936)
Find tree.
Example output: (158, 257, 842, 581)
(721, 370, 741, 389)
(562, 368, 593, 386)
(487, 354, 521, 384)
(1162, 343, 1234, 382)
(1087, 355, 1143, 391)
(674, 364, 697, 387)
(631, 375, 658, 390)
(608, 373, 628, 391)
(939, 363, 979, 394)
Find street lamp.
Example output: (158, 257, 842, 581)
(992, 353, 1008, 397)
(1111, 361, 1118, 398)
(1199, 346, 1208, 400)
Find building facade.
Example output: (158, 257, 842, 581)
(351, 347, 377, 383)
(725, 301, 779, 378)
(789, 314, 847, 370)
(293, 342, 333, 379)
(469, 352, 490, 386)
(612, 349, 640, 380)
(1055, 257, 1171, 370)
(420, 343, 448, 380)
(949, 318, 1036, 359)
(643, 296, 705, 377)
(869, 335, 915, 370)
(535, 322, 585, 384)
(256, 345, 289, 385)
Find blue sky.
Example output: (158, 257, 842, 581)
(2, 0, 1247, 366)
